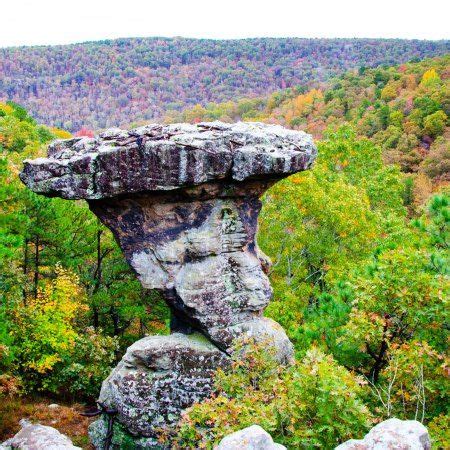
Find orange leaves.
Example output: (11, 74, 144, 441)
(284, 89, 324, 125)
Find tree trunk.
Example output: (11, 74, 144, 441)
(95, 229, 102, 291)
(22, 238, 28, 305)
(369, 320, 390, 383)
(33, 235, 39, 299)
(93, 306, 99, 330)
(370, 339, 388, 383)
(110, 306, 120, 337)
(92, 229, 102, 329)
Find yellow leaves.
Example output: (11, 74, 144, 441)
(11, 264, 89, 380)
(33, 264, 87, 321)
(28, 354, 61, 374)
(50, 128, 72, 139)
(421, 68, 441, 86)
(0, 102, 14, 115)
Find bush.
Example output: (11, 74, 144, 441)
(428, 414, 450, 449)
(48, 328, 118, 400)
(9, 265, 117, 398)
(174, 343, 372, 449)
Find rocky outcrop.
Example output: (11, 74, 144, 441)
(20, 122, 316, 200)
(215, 425, 286, 450)
(1, 419, 81, 449)
(98, 333, 228, 437)
(20, 121, 316, 445)
(335, 418, 431, 450)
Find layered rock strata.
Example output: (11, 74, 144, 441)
(20, 122, 317, 445)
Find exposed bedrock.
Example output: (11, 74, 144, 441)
(20, 122, 316, 200)
(20, 121, 317, 443)
(98, 333, 229, 437)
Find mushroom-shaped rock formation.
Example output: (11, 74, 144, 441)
(20, 122, 317, 446)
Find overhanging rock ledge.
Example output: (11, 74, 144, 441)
(20, 121, 316, 200)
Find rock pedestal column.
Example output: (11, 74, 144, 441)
(20, 122, 316, 447)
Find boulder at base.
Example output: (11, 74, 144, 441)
(335, 418, 431, 450)
(95, 333, 228, 441)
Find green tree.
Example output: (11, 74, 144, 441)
(339, 248, 447, 383)
(423, 111, 447, 138)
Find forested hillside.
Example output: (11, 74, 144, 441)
(1, 37, 449, 132)
(168, 55, 450, 186)
(0, 55, 449, 447)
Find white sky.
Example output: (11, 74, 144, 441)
(0, 0, 449, 48)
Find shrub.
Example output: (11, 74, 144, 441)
(174, 343, 372, 449)
(428, 414, 450, 449)
(48, 328, 118, 400)
(9, 265, 117, 397)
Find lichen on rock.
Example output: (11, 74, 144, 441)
(215, 425, 286, 450)
(20, 122, 316, 200)
(335, 418, 431, 450)
(98, 333, 229, 437)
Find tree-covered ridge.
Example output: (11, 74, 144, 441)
(1, 37, 449, 132)
(0, 57, 449, 446)
(167, 55, 450, 185)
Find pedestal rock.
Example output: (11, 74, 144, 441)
(20, 121, 317, 446)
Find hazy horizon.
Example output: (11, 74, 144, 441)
(1, 0, 449, 48)
(2, 35, 450, 50)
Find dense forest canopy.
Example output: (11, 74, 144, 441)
(167, 55, 450, 185)
(0, 53, 449, 447)
(1, 37, 449, 132)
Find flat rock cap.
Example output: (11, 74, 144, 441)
(20, 121, 317, 200)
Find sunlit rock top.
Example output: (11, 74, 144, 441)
(20, 122, 317, 200)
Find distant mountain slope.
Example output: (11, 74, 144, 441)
(1, 37, 449, 131)
(168, 55, 449, 184)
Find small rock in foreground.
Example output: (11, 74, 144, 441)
(335, 418, 431, 450)
(215, 425, 286, 450)
(1, 419, 81, 449)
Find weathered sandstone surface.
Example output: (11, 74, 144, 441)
(20, 122, 316, 200)
(215, 425, 286, 450)
(20, 122, 317, 445)
(98, 333, 228, 437)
